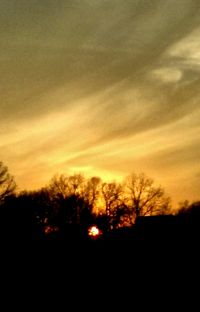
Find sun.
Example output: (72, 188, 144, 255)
(88, 225, 101, 238)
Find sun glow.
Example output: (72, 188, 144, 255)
(88, 226, 101, 238)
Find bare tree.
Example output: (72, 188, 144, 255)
(83, 176, 101, 211)
(124, 173, 171, 224)
(101, 182, 122, 217)
(68, 174, 85, 196)
(100, 181, 126, 230)
(0, 161, 16, 203)
(48, 173, 85, 198)
(48, 173, 92, 227)
(48, 174, 70, 200)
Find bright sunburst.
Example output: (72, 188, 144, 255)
(88, 226, 101, 238)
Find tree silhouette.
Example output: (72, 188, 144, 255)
(0, 161, 16, 204)
(83, 176, 101, 212)
(48, 174, 70, 200)
(48, 173, 86, 199)
(47, 174, 93, 234)
(101, 182, 124, 230)
(123, 173, 171, 224)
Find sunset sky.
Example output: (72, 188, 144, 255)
(0, 0, 200, 207)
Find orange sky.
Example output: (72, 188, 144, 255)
(0, 0, 200, 208)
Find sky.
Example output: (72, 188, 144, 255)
(0, 0, 200, 207)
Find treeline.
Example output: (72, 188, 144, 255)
(0, 161, 199, 242)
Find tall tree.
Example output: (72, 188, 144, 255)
(101, 182, 122, 217)
(124, 173, 171, 224)
(101, 182, 124, 230)
(48, 173, 92, 229)
(84, 176, 101, 212)
(48, 173, 85, 199)
(0, 161, 16, 203)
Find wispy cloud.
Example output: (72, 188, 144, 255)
(151, 67, 183, 83)
(0, 0, 200, 205)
